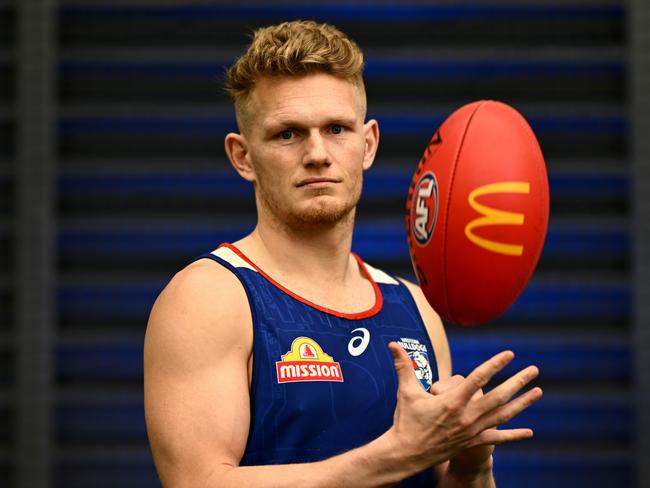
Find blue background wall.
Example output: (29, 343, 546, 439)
(0, 1, 638, 487)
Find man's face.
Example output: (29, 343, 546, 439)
(237, 73, 378, 229)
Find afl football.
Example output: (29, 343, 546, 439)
(405, 100, 549, 325)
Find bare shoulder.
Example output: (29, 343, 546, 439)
(398, 277, 451, 379)
(144, 258, 254, 483)
(145, 257, 252, 372)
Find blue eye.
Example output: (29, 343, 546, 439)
(331, 125, 344, 134)
(279, 130, 293, 140)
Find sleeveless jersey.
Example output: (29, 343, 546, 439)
(195, 243, 439, 486)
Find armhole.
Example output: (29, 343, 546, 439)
(395, 278, 442, 383)
(193, 253, 261, 399)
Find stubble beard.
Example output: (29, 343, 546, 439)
(256, 180, 362, 231)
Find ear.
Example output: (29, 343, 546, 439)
(361, 119, 380, 171)
(224, 132, 255, 182)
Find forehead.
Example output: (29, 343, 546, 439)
(246, 74, 365, 130)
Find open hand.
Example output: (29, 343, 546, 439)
(386, 342, 542, 474)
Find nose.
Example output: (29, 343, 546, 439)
(302, 131, 330, 167)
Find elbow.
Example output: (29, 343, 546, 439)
(156, 462, 239, 488)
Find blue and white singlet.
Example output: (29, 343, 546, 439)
(195, 243, 439, 486)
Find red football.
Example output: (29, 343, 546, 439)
(405, 100, 549, 325)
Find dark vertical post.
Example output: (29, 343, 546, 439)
(632, 1, 650, 487)
(14, 0, 57, 487)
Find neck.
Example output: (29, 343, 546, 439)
(237, 209, 357, 285)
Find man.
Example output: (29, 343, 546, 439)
(144, 20, 542, 487)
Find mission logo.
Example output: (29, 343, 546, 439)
(276, 337, 344, 384)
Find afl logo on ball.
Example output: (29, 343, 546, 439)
(411, 171, 439, 246)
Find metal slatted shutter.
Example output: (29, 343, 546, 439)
(55, 2, 629, 487)
(0, 0, 13, 484)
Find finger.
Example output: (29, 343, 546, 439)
(469, 427, 534, 447)
(457, 351, 515, 401)
(476, 365, 540, 412)
(430, 375, 464, 395)
(388, 342, 423, 393)
(476, 387, 543, 432)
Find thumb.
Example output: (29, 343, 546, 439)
(388, 342, 422, 392)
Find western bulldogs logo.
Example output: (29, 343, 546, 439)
(410, 351, 434, 391)
(411, 171, 439, 247)
(397, 337, 434, 391)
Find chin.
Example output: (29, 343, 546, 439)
(293, 199, 356, 226)
(260, 188, 361, 228)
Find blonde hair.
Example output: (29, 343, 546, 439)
(226, 20, 366, 129)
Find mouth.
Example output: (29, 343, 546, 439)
(296, 177, 341, 188)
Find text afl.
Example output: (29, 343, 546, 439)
(411, 171, 439, 246)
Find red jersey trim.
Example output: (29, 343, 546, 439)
(218, 243, 384, 320)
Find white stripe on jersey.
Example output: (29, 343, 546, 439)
(362, 262, 399, 285)
(211, 247, 256, 271)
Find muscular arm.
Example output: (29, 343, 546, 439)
(145, 263, 537, 487)
(145, 261, 412, 487)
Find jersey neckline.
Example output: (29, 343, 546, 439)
(218, 243, 384, 320)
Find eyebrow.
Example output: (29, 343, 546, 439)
(264, 115, 358, 132)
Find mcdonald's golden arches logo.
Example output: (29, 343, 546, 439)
(464, 181, 530, 256)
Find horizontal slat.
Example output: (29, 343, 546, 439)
(56, 332, 629, 383)
(57, 405, 146, 442)
(54, 445, 630, 488)
(504, 278, 629, 321)
(506, 391, 632, 441)
(57, 220, 629, 262)
(58, 345, 143, 382)
(449, 333, 630, 381)
(375, 110, 625, 135)
(58, 385, 141, 404)
(58, 445, 151, 462)
(56, 446, 157, 488)
(58, 3, 623, 21)
(57, 462, 158, 488)
(59, 55, 624, 78)
(56, 278, 629, 323)
(54, 390, 630, 444)
(57, 47, 624, 106)
(57, 156, 629, 173)
(56, 126, 624, 162)
(57, 106, 626, 136)
(493, 447, 632, 487)
(59, 44, 624, 61)
(57, 166, 628, 200)
(59, 170, 254, 198)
